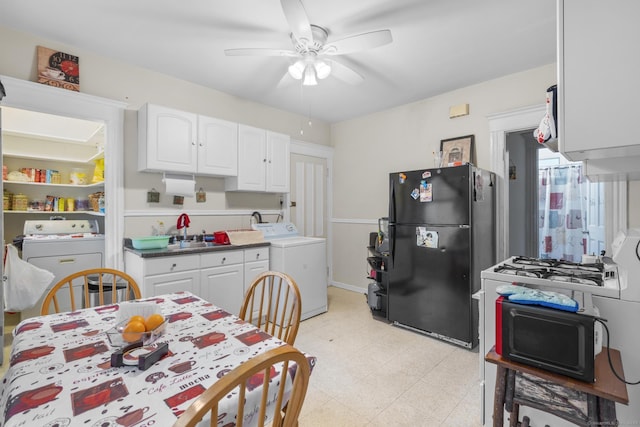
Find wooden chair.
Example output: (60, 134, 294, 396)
(41, 268, 141, 315)
(239, 271, 301, 345)
(174, 344, 311, 427)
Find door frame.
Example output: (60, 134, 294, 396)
(489, 104, 628, 261)
(0, 75, 127, 269)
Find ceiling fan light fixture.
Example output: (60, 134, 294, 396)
(288, 60, 305, 80)
(314, 60, 331, 79)
(302, 65, 317, 86)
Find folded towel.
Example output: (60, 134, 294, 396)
(496, 283, 578, 312)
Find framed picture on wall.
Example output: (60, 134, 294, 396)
(440, 134, 475, 166)
(37, 46, 80, 92)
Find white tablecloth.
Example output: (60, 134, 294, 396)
(0, 292, 315, 426)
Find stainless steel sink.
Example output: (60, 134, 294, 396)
(167, 241, 218, 250)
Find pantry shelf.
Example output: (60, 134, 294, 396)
(3, 180, 104, 189)
(3, 210, 104, 216)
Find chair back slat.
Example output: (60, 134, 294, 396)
(239, 271, 301, 346)
(41, 268, 142, 315)
(174, 345, 310, 427)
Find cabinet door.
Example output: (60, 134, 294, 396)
(200, 264, 244, 315)
(560, 0, 640, 160)
(197, 116, 238, 176)
(145, 270, 199, 297)
(265, 131, 290, 193)
(138, 104, 197, 173)
(230, 124, 267, 191)
(244, 259, 270, 292)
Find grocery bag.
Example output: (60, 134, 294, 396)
(4, 244, 55, 311)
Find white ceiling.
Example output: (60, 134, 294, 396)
(0, 0, 557, 123)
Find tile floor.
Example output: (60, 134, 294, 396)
(296, 287, 482, 426)
(0, 286, 483, 426)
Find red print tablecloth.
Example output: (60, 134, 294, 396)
(0, 292, 315, 427)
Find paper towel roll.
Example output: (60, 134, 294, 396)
(162, 175, 195, 197)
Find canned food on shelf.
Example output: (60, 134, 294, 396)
(12, 194, 28, 211)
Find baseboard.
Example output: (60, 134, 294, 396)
(330, 281, 366, 294)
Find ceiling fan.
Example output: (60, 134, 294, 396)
(224, 0, 393, 86)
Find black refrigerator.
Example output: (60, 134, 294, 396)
(387, 164, 495, 348)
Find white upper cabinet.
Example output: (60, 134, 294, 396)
(558, 0, 640, 161)
(225, 124, 290, 193)
(197, 115, 238, 176)
(138, 103, 238, 176)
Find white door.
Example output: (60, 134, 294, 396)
(290, 153, 327, 237)
(586, 180, 606, 256)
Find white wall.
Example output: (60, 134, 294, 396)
(0, 26, 331, 237)
(2, 26, 638, 291)
(330, 64, 559, 290)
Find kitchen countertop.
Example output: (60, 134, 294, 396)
(124, 241, 270, 258)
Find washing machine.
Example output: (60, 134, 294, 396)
(20, 219, 105, 320)
(252, 223, 327, 320)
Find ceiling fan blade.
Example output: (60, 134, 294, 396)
(280, 0, 313, 42)
(224, 48, 298, 57)
(328, 60, 364, 85)
(322, 30, 393, 55)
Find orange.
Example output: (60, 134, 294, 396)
(122, 320, 146, 343)
(145, 313, 165, 331)
(129, 315, 146, 326)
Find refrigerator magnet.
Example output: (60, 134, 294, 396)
(417, 227, 439, 248)
(419, 181, 432, 202)
(399, 173, 407, 184)
(410, 188, 420, 200)
(422, 171, 431, 179)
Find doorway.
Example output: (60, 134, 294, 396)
(505, 128, 606, 260)
(489, 104, 626, 262)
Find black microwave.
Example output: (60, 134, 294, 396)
(496, 297, 597, 382)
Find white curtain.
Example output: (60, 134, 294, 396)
(538, 165, 588, 261)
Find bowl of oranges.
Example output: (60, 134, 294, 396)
(106, 302, 167, 348)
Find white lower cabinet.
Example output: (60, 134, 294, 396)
(145, 270, 199, 296)
(243, 247, 270, 289)
(125, 247, 269, 314)
(200, 250, 244, 315)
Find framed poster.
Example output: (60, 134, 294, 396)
(440, 134, 475, 166)
(37, 46, 80, 92)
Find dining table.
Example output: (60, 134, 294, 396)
(0, 291, 316, 427)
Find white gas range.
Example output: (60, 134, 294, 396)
(476, 229, 640, 426)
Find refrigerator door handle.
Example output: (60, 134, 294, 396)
(389, 225, 395, 263)
(389, 181, 396, 223)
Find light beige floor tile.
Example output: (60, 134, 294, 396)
(299, 397, 369, 427)
(367, 399, 443, 427)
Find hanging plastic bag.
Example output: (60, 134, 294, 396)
(4, 244, 55, 311)
(534, 84, 557, 144)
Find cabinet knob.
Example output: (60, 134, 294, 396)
(263, 159, 267, 163)
(192, 141, 196, 146)
(221, 257, 226, 264)
(256, 254, 260, 259)
(171, 263, 177, 270)
(199, 143, 203, 147)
